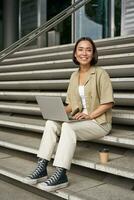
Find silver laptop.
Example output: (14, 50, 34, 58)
(36, 96, 79, 122)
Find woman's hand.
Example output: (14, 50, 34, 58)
(73, 102, 113, 120)
(73, 112, 90, 120)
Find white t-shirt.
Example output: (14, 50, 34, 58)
(78, 85, 88, 114)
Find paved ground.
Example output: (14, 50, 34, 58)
(0, 179, 49, 200)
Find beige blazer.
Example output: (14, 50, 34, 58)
(66, 66, 114, 125)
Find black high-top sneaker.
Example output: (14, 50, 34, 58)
(38, 167, 68, 192)
(23, 158, 48, 185)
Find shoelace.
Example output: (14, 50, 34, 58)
(29, 160, 46, 178)
(45, 168, 63, 185)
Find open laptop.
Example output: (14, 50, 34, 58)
(36, 96, 80, 122)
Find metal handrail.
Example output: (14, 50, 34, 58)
(0, 0, 91, 62)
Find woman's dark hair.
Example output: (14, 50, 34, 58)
(73, 37, 98, 66)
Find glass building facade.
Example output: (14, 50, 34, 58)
(0, 0, 133, 50)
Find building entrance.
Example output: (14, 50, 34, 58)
(19, 0, 71, 47)
(18, 0, 122, 48)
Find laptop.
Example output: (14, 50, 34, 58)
(36, 96, 80, 122)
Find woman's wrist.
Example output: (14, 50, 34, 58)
(88, 114, 94, 120)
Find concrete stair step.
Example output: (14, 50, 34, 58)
(98, 43, 134, 55)
(114, 92, 134, 106)
(98, 53, 134, 66)
(9, 43, 134, 60)
(95, 34, 134, 47)
(0, 59, 73, 72)
(0, 101, 134, 126)
(111, 77, 134, 90)
(0, 114, 134, 148)
(0, 123, 133, 151)
(0, 91, 66, 101)
(0, 143, 134, 186)
(95, 125, 134, 149)
(8, 35, 134, 58)
(0, 78, 133, 90)
(1, 52, 134, 66)
(0, 79, 69, 90)
(0, 148, 134, 200)
(69, 182, 134, 200)
(112, 108, 134, 125)
(0, 102, 134, 125)
(103, 64, 134, 77)
(0, 114, 44, 132)
(0, 102, 40, 115)
(0, 127, 40, 154)
(0, 178, 50, 200)
(0, 68, 75, 81)
(0, 57, 134, 75)
(0, 91, 133, 106)
(2, 51, 73, 64)
(0, 65, 134, 81)
(12, 43, 74, 58)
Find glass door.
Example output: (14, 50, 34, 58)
(47, 0, 71, 46)
(74, 0, 111, 40)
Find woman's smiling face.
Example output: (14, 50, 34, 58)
(75, 40, 93, 67)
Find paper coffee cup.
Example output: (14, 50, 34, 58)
(99, 148, 109, 164)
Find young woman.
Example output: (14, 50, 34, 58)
(24, 37, 114, 192)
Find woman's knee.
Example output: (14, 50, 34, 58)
(61, 122, 77, 142)
(46, 120, 55, 126)
(45, 120, 60, 133)
(62, 122, 71, 131)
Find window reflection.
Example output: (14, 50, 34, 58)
(75, 0, 110, 40)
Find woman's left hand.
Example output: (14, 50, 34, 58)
(73, 112, 90, 120)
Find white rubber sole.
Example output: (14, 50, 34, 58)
(23, 176, 48, 185)
(37, 181, 69, 192)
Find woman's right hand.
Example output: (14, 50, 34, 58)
(73, 112, 90, 120)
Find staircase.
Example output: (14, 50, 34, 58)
(0, 35, 134, 200)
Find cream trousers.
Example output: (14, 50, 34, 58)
(37, 120, 111, 170)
